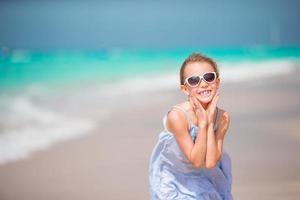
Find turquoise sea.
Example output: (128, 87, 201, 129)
(1, 46, 300, 91)
(0, 46, 300, 164)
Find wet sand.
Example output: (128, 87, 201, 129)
(0, 68, 300, 200)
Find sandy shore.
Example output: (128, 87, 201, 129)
(1, 68, 300, 200)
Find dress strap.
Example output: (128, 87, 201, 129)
(213, 107, 221, 131)
(171, 106, 193, 130)
(163, 105, 221, 132)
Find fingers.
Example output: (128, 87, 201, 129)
(193, 94, 205, 110)
(212, 93, 220, 108)
(206, 93, 220, 123)
(189, 91, 219, 111)
(188, 94, 199, 110)
(215, 94, 220, 107)
(188, 94, 196, 110)
(189, 95, 200, 111)
(192, 95, 204, 111)
(208, 93, 219, 108)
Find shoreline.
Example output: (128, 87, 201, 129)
(1, 58, 298, 166)
(0, 65, 300, 199)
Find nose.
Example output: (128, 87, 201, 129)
(199, 78, 208, 88)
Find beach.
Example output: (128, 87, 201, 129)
(1, 0, 300, 198)
(0, 63, 300, 200)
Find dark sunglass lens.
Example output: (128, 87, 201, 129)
(187, 76, 200, 86)
(203, 73, 216, 82)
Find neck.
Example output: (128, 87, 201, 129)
(187, 101, 209, 113)
(201, 102, 209, 110)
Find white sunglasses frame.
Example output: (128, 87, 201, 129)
(184, 72, 217, 87)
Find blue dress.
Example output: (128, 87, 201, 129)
(149, 106, 233, 200)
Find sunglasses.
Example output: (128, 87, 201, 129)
(184, 72, 217, 87)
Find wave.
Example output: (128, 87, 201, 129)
(0, 58, 297, 164)
(0, 95, 97, 164)
(219, 59, 296, 82)
(104, 59, 297, 95)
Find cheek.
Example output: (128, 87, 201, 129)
(209, 84, 219, 96)
(190, 87, 198, 94)
(185, 87, 198, 96)
(211, 83, 219, 91)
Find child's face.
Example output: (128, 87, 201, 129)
(181, 61, 220, 105)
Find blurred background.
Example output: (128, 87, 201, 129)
(0, 0, 300, 200)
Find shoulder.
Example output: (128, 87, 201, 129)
(165, 102, 190, 134)
(219, 108, 230, 123)
(167, 101, 190, 121)
(217, 108, 230, 132)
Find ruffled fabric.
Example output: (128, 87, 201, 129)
(149, 123, 233, 200)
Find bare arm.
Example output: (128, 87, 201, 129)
(166, 111, 207, 169)
(166, 94, 230, 169)
(190, 124, 208, 168)
(166, 109, 231, 169)
(166, 94, 216, 169)
(206, 111, 230, 168)
(215, 111, 230, 163)
(205, 122, 218, 168)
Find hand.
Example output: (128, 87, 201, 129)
(205, 93, 220, 124)
(188, 93, 208, 127)
(191, 92, 220, 125)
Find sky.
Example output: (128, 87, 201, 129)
(0, 0, 300, 50)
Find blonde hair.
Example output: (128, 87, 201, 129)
(180, 53, 219, 85)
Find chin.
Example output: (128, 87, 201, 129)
(200, 98, 213, 104)
(196, 90, 216, 104)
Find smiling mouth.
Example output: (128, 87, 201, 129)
(198, 90, 211, 97)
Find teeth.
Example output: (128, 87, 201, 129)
(199, 90, 210, 97)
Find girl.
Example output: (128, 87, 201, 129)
(149, 53, 233, 200)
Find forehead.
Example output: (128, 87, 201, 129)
(184, 62, 215, 78)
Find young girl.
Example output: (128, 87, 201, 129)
(149, 53, 233, 200)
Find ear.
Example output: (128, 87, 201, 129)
(180, 84, 190, 96)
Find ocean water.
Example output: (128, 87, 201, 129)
(0, 47, 299, 164)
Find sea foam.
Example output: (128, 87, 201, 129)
(0, 59, 297, 164)
(0, 96, 96, 164)
(104, 59, 297, 95)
